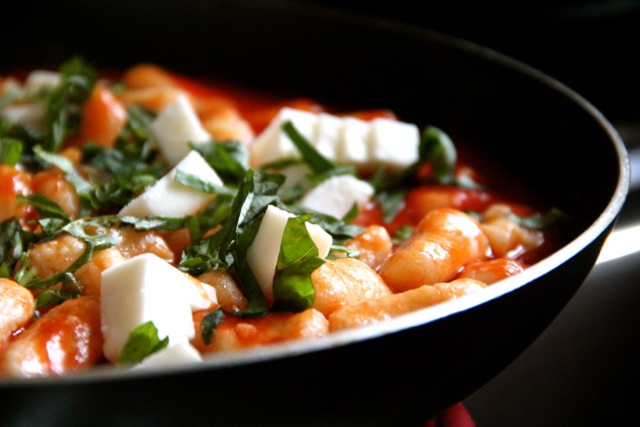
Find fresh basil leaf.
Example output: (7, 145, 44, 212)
(118, 321, 169, 365)
(192, 140, 249, 186)
(420, 125, 457, 184)
(201, 307, 224, 345)
(180, 169, 283, 276)
(0, 219, 38, 276)
(375, 188, 406, 223)
(118, 215, 188, 232)
(0, 120, 48, 172)
(81, 139, 165, 210)
(20, 242, 97, 290)
(0, 138, 22, 165)
(118, 105, 154, 145)
(392, 225, 415, 244)
(34, 145, 96, 214)
(272, 216, 324, 312)
(327, 244, 360, 260)
(281, 120, 337, 175)
(233, 215, 269, 317)
(174, 169, 236, 197)
(285, 204, 363, 245)
(34, 287, 78, 312)
(43, 57, 97, 152)
(506, 207, 569, 229)
(18, 194, 71, 222)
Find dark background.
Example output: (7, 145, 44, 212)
(301, 1, 640, 426)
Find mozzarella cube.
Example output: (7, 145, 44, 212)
(337, 117, 370, 165)
(245, 205, 332, 303)
(304, 222, 333, 259)
(24, 70, 61, 93)
(368, 118, 419, 168)
(149, 95, 211, 167)
(312, 113, 342, 159)
(101, 253, 200, 362)
(300, 175, 374, 219)
(133, 341, 203, 370)
(250, 107, 317, 167)
(182, 280, 217, 311)
(0, 103, 47, 131)
(119, 150, 222, 218)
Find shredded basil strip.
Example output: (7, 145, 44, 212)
(507, 207, 570, 229)
(18, 194, 71, 221)
(174, 169, 236, 197)
(34, 145, 96, 214)
(281, 120, 337, 175)
(271, 215, 325, 312)
(285, 204, 363, 245)
(19, 242, 97, 290)
(42, 57, 97, 153)
(420, 125, 457, 184)
(201, 307, 224, 345)
(34, 290, 76, 311)
(0, 219, 38, 278)
(118, 321, 169, 365)
(193, 140, 249, 186)
(0, 138, 22, 165)
(180, 169, 284, 277)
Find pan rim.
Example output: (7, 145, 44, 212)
(0, 3, 630, 388)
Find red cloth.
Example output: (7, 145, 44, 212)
(422, 403, 475, 427)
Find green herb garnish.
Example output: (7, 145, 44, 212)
(118, 321, 169, 365)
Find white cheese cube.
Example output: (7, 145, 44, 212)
(24, 70, 61, 93)
(133, 341, 203, 370)
(368, 118, 420, 168)
(119, 150, 222, 218)
(100, 253, 200, 362)
(250, 107, 318, 167)
(149, 95, 211, 167)
(245, 205, 332, 303)
(312, 113, 342, 159)
(337, 117, 370, 165)
(182, 280, 217, 311)
(300, 175, 374, 219)
(304, 222, 332, 259)
(0, 103, 47, 131)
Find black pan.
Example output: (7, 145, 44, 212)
(0, 1, 630, 426)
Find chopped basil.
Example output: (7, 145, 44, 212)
(201, 307, 224, 345)
(285, 205, 363, 245)
(281, 120, 337, 175)
(118, 105, 154, 145)
(192, 140, 249, 186)
(174, 169, 236, 197)
(272, 216, 325, 312)
(34, 291, 76, 313)
(180, 169, 284, 277)
(118, 321, 169, 365)
(327, 244, 360, 260)
(0, 138, 22, 166)
(18, 194, 71, 222)
(375, 189, 406, 223)
(420, 125, 457, 184)
(43, 57, 97, 153)
(506, 207, 569, 229)
(0, 219, 38, 278)
(34, 145, 96, 215)
(19, 242, 96, 290)
(81, 139, 165, 209)
(392, 225, 415, 244)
